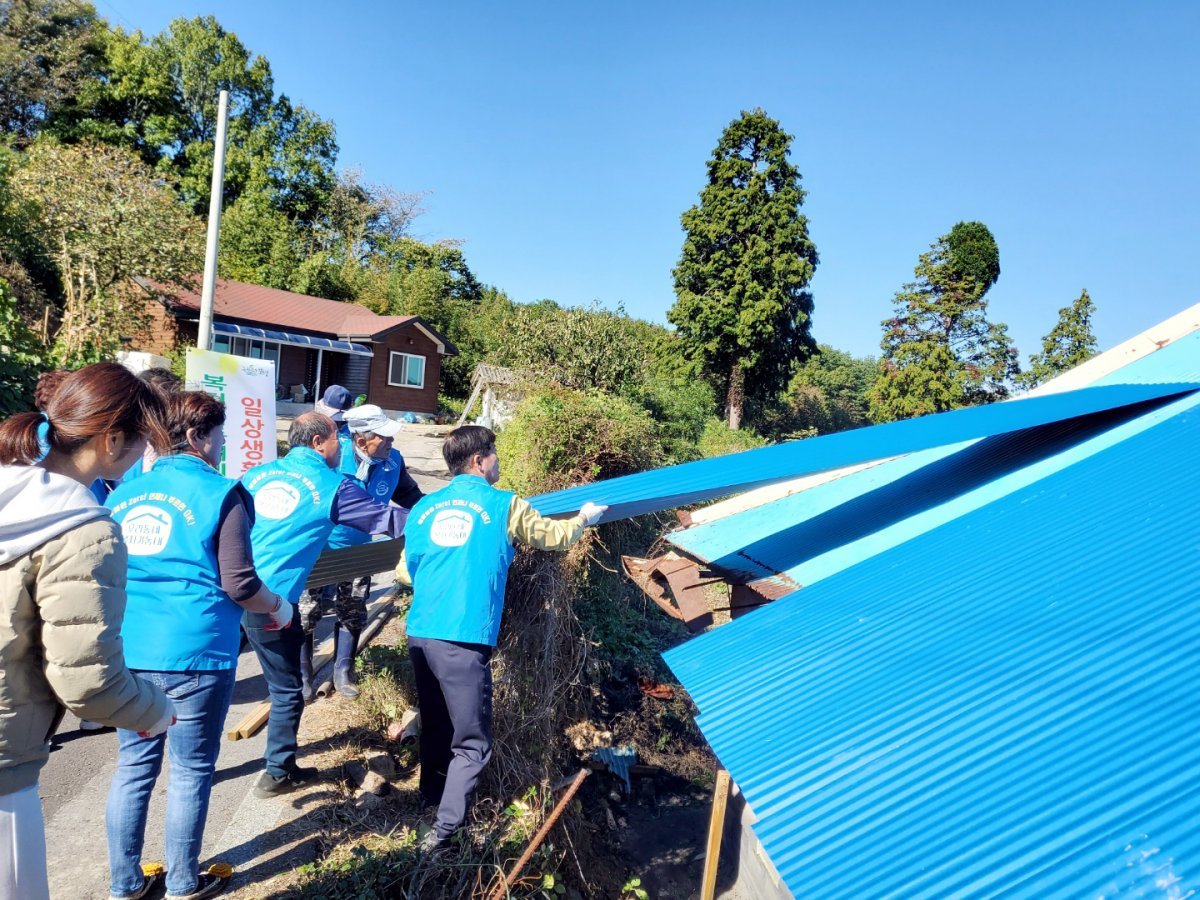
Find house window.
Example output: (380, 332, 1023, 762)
(388, 352, 425, 389)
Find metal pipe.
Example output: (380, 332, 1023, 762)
(197, 89, 229, 351)
(487, 767, 591, 900)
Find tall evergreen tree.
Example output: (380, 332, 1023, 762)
(868, 221, 1019, 421)
(1019, 289, 1098, 388)
(669, 108, 818, 429)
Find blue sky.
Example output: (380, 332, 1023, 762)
(103, 0, 1199, 360)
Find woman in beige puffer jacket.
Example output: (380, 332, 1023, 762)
(0, 363, 174, 900)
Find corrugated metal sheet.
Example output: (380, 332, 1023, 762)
(664, 372, 1200, 895)
(671, 332, 1200, 591)
(527, 383, 1198, 523)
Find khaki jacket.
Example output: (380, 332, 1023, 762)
(0, 516, 170, 795)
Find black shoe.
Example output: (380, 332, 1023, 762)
(109, 862, 165, 900)
(165, 863, 233, 899)
(253, 766, 318, 798)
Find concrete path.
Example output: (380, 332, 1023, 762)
(41, 428, 449, 898)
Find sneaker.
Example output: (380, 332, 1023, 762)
(81, 720, 107, 731)
(252, 766, 318, 798)
(165, 863, 233, 899)
(109, 862, 165, 900)
(417, 829, 445, 857)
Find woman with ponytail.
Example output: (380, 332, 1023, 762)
(0, 363, 174, 900)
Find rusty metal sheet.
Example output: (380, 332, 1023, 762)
(621, 553, 715, 632)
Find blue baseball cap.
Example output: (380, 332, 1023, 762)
(315, 384, 354, 421)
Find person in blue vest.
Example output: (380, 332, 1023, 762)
(106, 391, 294, 900)
(298, 403, 424, 700)
(117, 368, 184, 489)
(241, 412, 407, 799)
(396, 425, 607, 854)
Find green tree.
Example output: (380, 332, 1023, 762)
(764, 345, 879, 438)
(12, 140, 203, 363)
(51, 16, 338, 223)
(868, 222, 1018, 421)
(0, 276, 48, 416)
(669, 108, 818, 429)
(1018, 289, 1098, 388)
(218, 194, 304, 289)
(0, 0, 103, 144)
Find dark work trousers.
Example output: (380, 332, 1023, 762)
(242, 604, 306, 778)
(408, 636, 494, 840)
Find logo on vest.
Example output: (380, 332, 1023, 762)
(374, 479, 390, 497)
(121, 505, 172, 556)
(255, 481, 302, 519)
(430, 509, 473, 546)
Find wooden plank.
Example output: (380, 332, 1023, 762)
(456, 380, 484, 426)
(700, 769, 731, 900)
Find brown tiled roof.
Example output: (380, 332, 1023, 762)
(155, 278, 415, 340)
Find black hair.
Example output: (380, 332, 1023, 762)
(442, 424, 496, 475)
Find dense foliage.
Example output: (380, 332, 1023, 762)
(0, 277, 45, 416)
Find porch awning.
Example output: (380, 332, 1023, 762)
(212, 321, 373, 356)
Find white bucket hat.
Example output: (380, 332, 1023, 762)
(343, 404, 402, 437)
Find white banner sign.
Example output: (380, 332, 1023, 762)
(185, 348, 277, 477)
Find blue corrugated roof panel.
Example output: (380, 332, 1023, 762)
(670, 332, 1200, 592)
(664, 382, 1200, 895)
(528, 382, 1198, 523)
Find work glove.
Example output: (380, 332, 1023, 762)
(578, 501, 609, 526)
(138, 701, 177, 739)
(265, 596, 295, 631)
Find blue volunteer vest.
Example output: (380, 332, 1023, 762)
(242, 446, 344, 602)
(107, 454, 242, 670)
(404, 474, 517, 646)
(326, 439, 403, 550)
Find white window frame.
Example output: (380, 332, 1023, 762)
(388, 351, 426, 389)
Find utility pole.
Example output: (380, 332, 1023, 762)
(197, 89, 229, 351)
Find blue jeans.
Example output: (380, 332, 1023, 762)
(242, 605, 305, 778)
(106, 668, 236, 898)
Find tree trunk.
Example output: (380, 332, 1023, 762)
(725, 364, 744, 430)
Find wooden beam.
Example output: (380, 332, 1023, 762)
(700, 769, 731, 900)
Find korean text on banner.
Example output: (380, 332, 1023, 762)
(185, 348, 277, 477)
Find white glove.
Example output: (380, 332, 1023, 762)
(138, 701, 177, 738)
(578, 501, 608, 526)
(265, 596, 295, 631)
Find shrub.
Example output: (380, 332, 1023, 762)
(496, 384, 663, 495)
(696, 418, 767, 458)
(632, 374, 716, 464)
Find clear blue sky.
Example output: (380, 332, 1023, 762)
(103, 0, 1199, 360)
